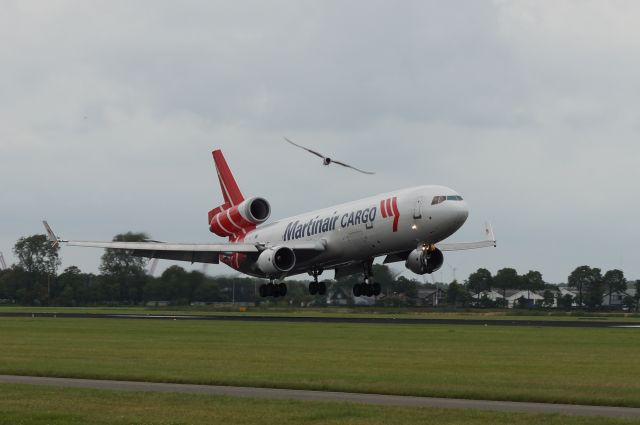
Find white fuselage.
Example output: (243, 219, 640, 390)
(228, 185, 469, 278)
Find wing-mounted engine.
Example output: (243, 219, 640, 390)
(257, 246, 296, 276)
(209, 196, 271, 237)
(405, 247, 444, 275)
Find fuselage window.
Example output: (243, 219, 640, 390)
(447, 195, 464, 201)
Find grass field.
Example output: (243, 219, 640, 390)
(1, 317, 639, 407)
(1, 384, 639, 425)
(2, 305, 640, 321)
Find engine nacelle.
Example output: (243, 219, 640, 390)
(209, 197, 271, 237)
(405, 248, 444, 275)
(257, 246, 296, 276)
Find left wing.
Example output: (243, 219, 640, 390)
(438, 222, 496, 251)
(43, 221, 325, 265)
(383, 222, 496, 264)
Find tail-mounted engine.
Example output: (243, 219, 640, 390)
(209, 197, 271, 237)
(405, 247, 444, 275)
(257, 246, 296, 276)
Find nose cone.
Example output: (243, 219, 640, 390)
(449, 198, 469, 230)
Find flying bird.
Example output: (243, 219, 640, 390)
(284, 137, 375, 175)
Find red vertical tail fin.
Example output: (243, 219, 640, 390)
(212, 150, 244, 206)
(208, 150, 246, 238)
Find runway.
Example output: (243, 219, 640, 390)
(1, 375, 639, 419)
(0, 311, 638, 328)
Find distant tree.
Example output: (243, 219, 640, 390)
(55, 266, 86, 306)
(493, 268, 519, 303)
(542, 289, 555, 308)
(515, 295, 528, 309)
(602, 269, 627, 306)
(466, 268, 492, 303)
(159, 265, 190, 304)
(568, 266, 602, 308)
(12, 234, 61, 305)
(622, 295, 635, 310)
(446, 280, 469, 307)
(557, 293, 574, 309)
(635, 280, 640, 312)
(395, 276, 418, 300)
(99, 232, 149, 304)
(13, 234, 60, 276)
(583, 268, 604, 309)
(520, 270, 545, 303)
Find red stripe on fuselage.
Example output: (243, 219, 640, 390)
(391, 196, 400, 232)
(380, 199, 387, 218)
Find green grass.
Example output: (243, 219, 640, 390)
(2, 305, 640, 321)
(1, 318, 640, 407)
(0, 383, 638, 425)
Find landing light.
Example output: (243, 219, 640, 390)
(411, 224, 417, 230)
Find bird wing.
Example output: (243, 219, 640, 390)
(284, 137, 326, 159)
(330, 159, 375, 175)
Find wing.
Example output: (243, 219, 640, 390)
(330, 159, 375, 175)
(382, 223, 496, 263)
(437, 222, 497, 252)
(43, 221, 326, 265)
(284, 137, 326, 159)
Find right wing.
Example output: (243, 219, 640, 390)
(43, 221, 325, 265)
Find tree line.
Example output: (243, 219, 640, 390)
(1, 233, 639, 310)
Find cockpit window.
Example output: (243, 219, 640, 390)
(432, 195, 463, 205)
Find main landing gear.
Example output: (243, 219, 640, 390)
(259, 280, 287, 298)
(308, 269, 327, 296)
(353, 261, 381, 297)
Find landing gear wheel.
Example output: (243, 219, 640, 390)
(309, 282, 318, 295)
(372, 282, 381, 296)
(353, 283, 362, 297)
(318, 281, 327, 295)
(365, 284, 374, 297)
(279, 282, 288, 297)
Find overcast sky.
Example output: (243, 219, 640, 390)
(2, 1, 639, 283)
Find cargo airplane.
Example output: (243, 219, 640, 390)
(44, 150, 496, 298)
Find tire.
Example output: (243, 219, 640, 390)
(309, 282, 317, 295)
(353, 284, 361, 297)
(271, 284, 280, 298)
(279, 283, 288, 297)
(365, 284, 374, 297)
(318, 281, 327, 295)
(373, 282, 381, 296)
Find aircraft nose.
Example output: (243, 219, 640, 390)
(450, 199, 469, 228)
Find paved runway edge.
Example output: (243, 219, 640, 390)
(1, 375, 639, 419)
(0, 312, 637, 328)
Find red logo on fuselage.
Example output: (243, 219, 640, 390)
(380, 197, 400, 232)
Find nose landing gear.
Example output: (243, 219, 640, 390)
(308, 269, 327, 295)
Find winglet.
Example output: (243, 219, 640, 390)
(484, 222, 496, 247)
(42, 220, 63, 248)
